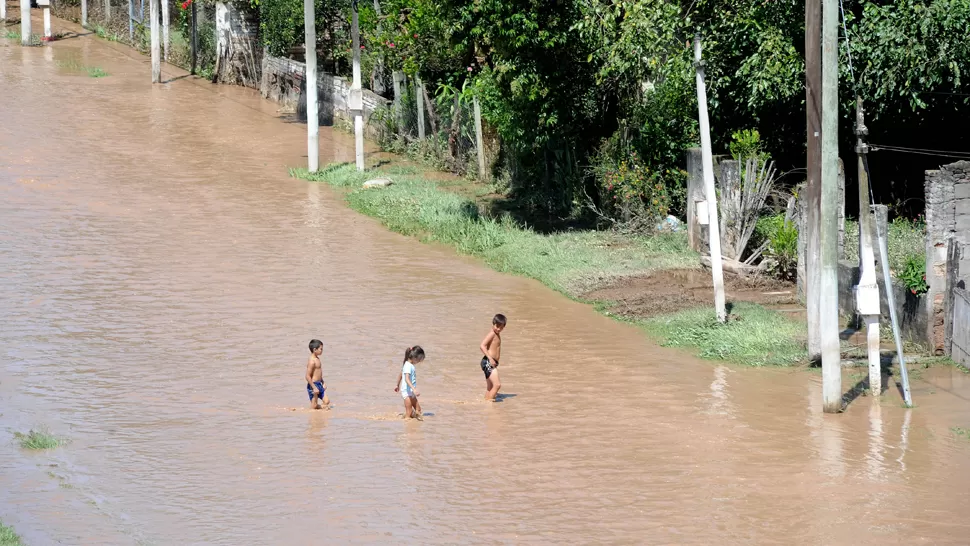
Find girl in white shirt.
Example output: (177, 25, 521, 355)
(394, 346, 426, 420)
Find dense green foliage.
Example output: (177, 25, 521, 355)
(266, 0, 970, 225)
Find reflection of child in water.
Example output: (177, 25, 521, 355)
(305, 339, 330, 410)
(394, 346, 426, 420)
(480, 314, 507, 401)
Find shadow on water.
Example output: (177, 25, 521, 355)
(493, 393, 517, 403)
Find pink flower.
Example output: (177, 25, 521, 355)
(467, 66, 473, 71)
(413, 34, 418, 38)
(389, 43, 395, 48)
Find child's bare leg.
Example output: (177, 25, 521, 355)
(310, 394, 319, 409)
(321, 394, 330, 408)
(485, 377, 493, 395)
(486, 369, 502, 400)
(412, 397, 423, 420)
(403, 397, 414, 419)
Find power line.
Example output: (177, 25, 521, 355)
(869, 143, 970, 160)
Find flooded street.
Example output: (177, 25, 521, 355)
(2, 17, 970, 545)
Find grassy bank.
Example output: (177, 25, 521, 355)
(293, 163, 807, 365)
(0, 521, 23, 546)
(644, 303, 805, 366)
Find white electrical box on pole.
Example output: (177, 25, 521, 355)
(693, 34, 727, 323)
(303, 0, 319, 172)
(820, 0, 842, 413)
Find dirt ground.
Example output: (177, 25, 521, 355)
(584, 268, 800, 320)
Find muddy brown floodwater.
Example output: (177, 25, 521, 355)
(2, 16, 970, 546)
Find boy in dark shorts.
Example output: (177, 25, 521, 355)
(479, 314, 507, 401)
(305, 339, 329, 410)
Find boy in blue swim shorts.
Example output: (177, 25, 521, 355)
(305, 339, 329, 410)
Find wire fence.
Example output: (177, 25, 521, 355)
(372, 76, 484, 179)
(49, 0, 217, 77)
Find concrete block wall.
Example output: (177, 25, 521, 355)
(259, 53, 390, 139)
(924, 161, 970, 352)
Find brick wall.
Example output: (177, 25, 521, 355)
(259, 53, 390, 139)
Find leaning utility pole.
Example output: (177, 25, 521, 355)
(81, 0, 87, 28)
(351, 0, 365, 171)
(805, 0, 822, 362)
(693, 33, 727, 323)
(303, 0, 319, 172)
(20, 0, 30, 46)
(104, 0, 110, 23)
(1, 0, 6, 24)
(854, 97, 881, 396)
(820, 0, 842, 412)
(150, 0, 160, 82)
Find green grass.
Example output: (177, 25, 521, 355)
(843, 217, 925, 275)
(292, 164, 809, 365)
(4, 31, 41, 45)
(953, 427, 970, 440)
(292, 163, 698, 296)
(14, 427, 65, 450)
(56, 59, 109, 78)
(0, 520, 23, 546)
(644, 302, 806, 366)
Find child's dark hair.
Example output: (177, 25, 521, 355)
(404, 346, 426, 363)
(493, 314, 507, 327)
(309, 339, 323, 352)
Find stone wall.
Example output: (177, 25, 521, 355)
(260, 53, 390, 139)
(214, 2, 261, 87)
(923, 161, 970, 352)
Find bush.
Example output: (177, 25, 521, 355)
(756, 213, 798, 281)
(898, 254, 929, 295)
(591, 148, 673, 230)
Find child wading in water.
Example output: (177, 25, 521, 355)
(305, 339, 330, 410)
(480, 314, 507, 401)
(394, 346, 426, 420)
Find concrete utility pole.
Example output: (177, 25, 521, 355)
(303, 0, 318, 172)
(1, 0, 6, 24)
(128, 0, 133, 40)
(150, 0, 160, 82)
(161, 0, 169, 61)
(20, 0, 30, 46)
(820, 0, 842, 412)
(42, 0, 51, 40)
(351, 0, 364, 171)
(805, 0, 822, 362)
(104, 0, 110, 23)
(854, 97, 881, 396)
(693, 33, 727, 323)
(81, 0, 87, 27)
(473, 96, 486, 180)
(416, 73, 425, 140)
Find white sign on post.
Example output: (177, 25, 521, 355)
(696, 200, 709, 225)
